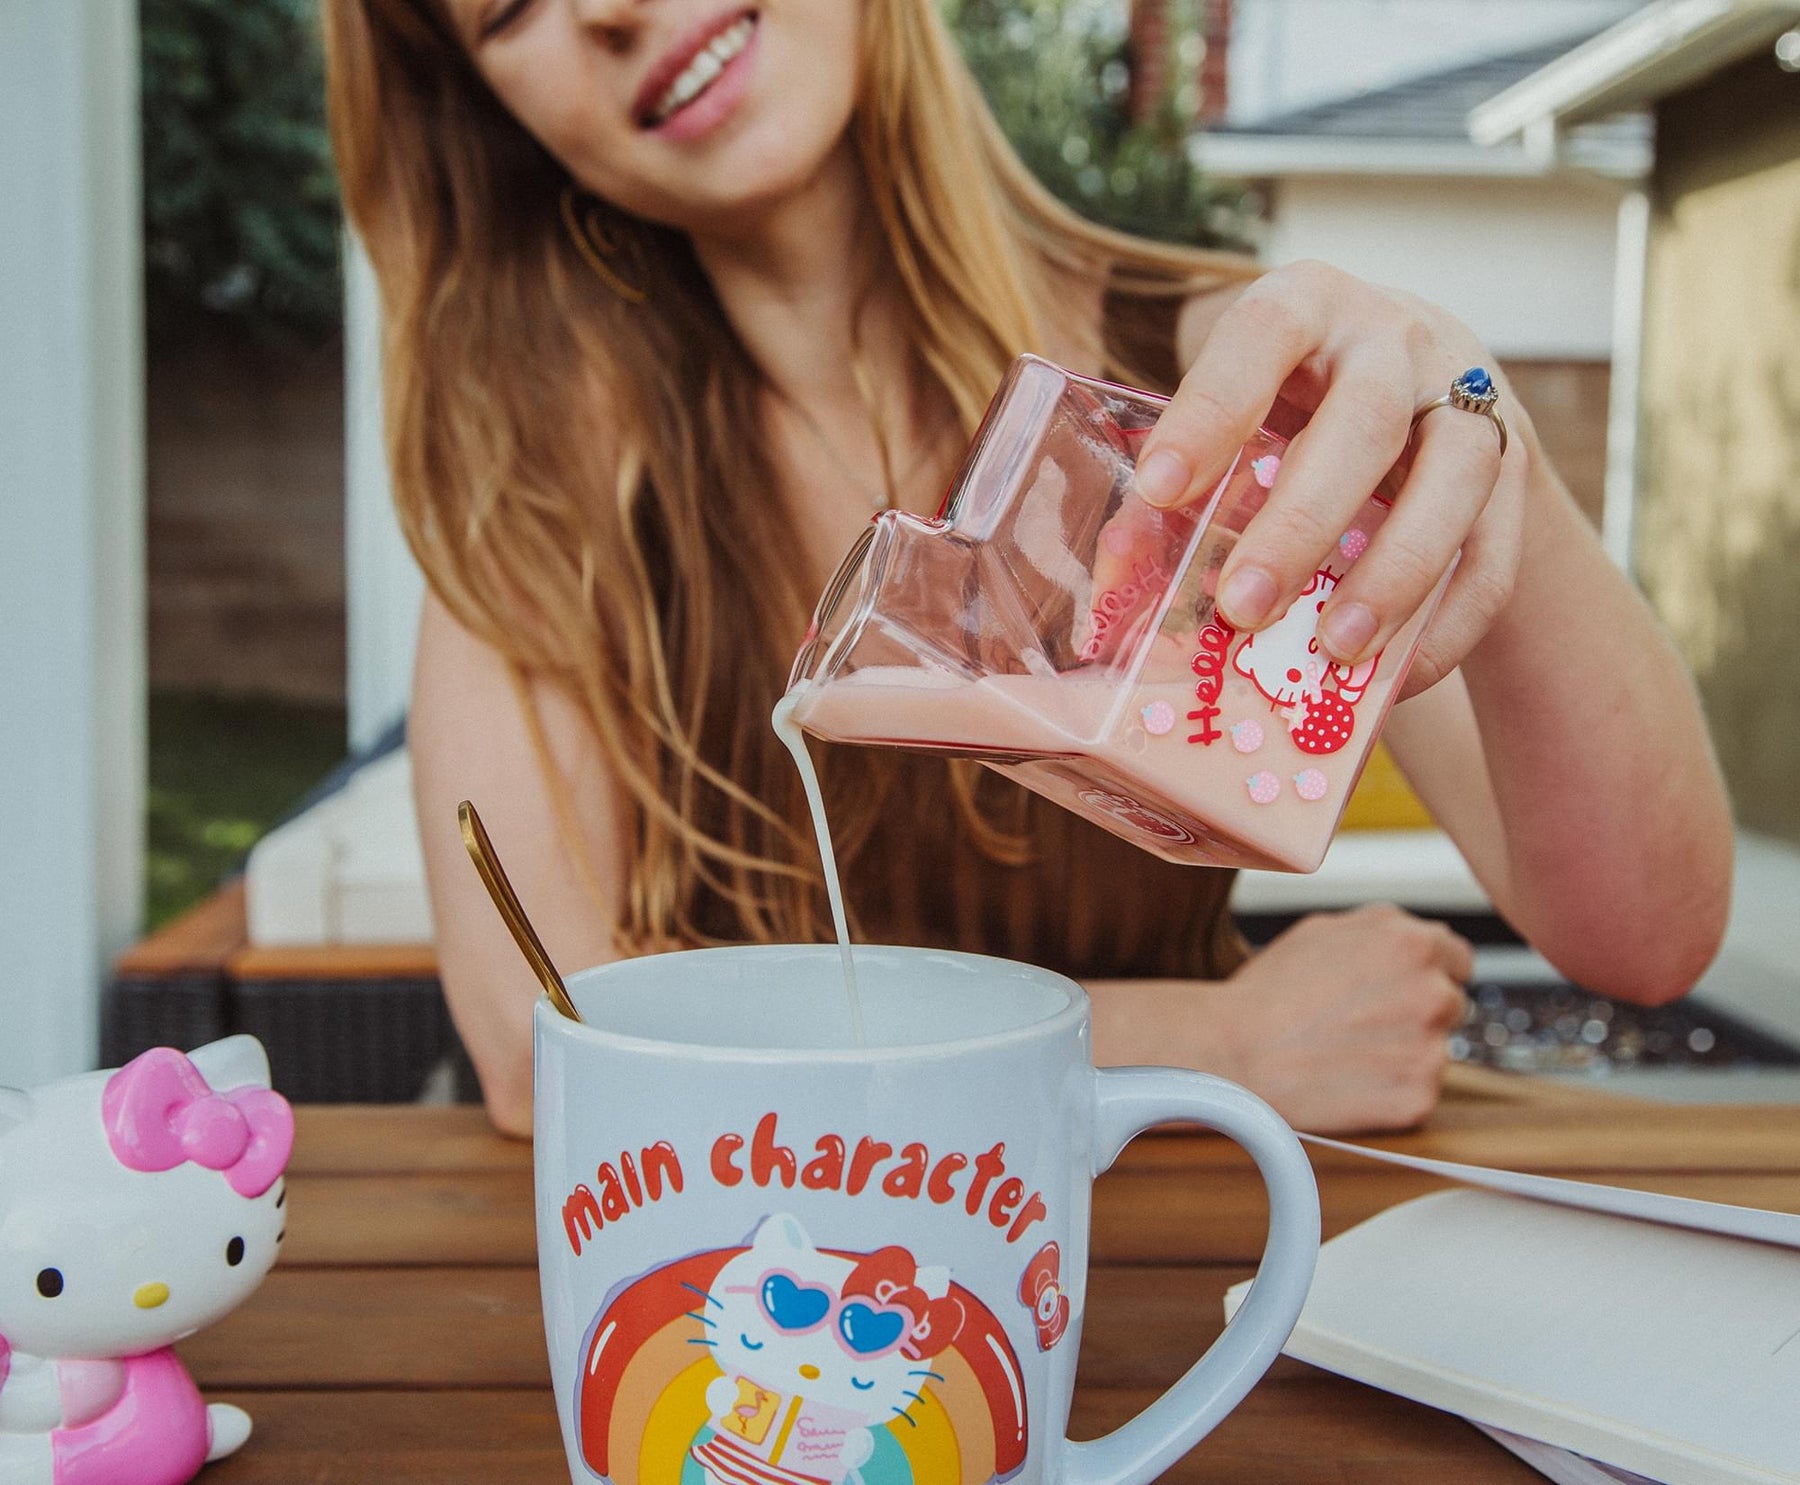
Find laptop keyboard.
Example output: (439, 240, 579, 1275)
(1453, 980, 1800, 1074)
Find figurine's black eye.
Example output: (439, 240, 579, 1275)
(36, 1267, 63, 1298)
(226, 1237, 246, 1267)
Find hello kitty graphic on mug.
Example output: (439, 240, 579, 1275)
(535, 944, 1322, 1485)
(575, 1213, 1027, 1485)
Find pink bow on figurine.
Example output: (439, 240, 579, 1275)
(101, 1048, 294, 1198)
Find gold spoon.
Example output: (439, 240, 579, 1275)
(458, 800, 583, 1023)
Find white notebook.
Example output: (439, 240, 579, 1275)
(1224, 1141, 1800, 1485)
(1475, 1423, 1660, 1485)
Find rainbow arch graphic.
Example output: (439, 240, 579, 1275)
(576, 1244, 1028, 1485)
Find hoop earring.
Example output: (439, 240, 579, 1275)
(559, 185, 649, 305)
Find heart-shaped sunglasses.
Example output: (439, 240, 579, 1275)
(727, 1270, 917, 1361)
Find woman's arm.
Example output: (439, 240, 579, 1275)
(411, 593, 627, 1136)
(1382, 458, 1732, 1003)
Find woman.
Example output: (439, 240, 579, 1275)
(324, 0, 1732, 1139)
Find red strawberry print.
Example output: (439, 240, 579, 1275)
(1292, 693, 1355, 755)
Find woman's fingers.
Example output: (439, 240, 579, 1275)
(1213, 356, 1416, 631)
(1137, 261, 1520, 679)
(1317, 403, 1504, 666)
(1428, 926, 1477, 995)
(1395, 435, 1527, 698)
(1132, 266, 1332, 511)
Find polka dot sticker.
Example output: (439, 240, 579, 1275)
(1246, 771, 1280, 805)
(1251, 455, 1281, 489)
(1338, 529, 1368, 565)
(1229, 718, 1264, 754)
(1141, 700, 1176, 736)
(1292, 693, 1356, 755)
(1294, 768, 1329, 802)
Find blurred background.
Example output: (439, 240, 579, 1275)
(4, 0, 1798, 1099)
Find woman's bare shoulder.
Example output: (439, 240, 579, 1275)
(412, 592, 523, 771)
(411, 592, 625, 924)
(414, 594, 614, 800)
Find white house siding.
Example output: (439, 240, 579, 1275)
(0, 0, 145, 1082)
(1260, 173, 1626, 358)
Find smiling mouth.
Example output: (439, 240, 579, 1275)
(640, 12, 757, 129)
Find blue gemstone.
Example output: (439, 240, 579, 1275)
(1459, 367, 1492, 397)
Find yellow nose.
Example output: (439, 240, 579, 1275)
(133, 1282, 170, 1310)
(798, 1364, 821, 1381)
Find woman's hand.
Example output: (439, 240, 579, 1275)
(1215, 904, 1474, 1133)
(1088, 903, 1473, 1134)
(1149, 261, 1530, 697)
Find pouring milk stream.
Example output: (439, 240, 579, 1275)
(772, 691, 866, 1046)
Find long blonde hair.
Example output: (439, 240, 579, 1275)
(324, 0, 1258, 961)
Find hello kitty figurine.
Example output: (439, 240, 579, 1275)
(0, 1037, 294, 1485)
(691, 1214, 964, 1485)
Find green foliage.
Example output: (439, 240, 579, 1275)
(136, 0, 1236, 343)
(147, 693, 347, 930)
(945, 0, 1247, 248)
(141, 0, 342, 343)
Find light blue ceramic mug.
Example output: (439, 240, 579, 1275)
(534, 944, 1319, 1485)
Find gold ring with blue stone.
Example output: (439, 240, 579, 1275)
(1412, 367, 1508, 458)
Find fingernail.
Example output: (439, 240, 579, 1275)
(1321, 602, 1378, 661)
(1218, 566, 1278, 629)
(1134, 449, 1190, 508)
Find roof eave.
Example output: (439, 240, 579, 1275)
(1191, 133, 1649, 183)
(1470, 0, 1800, 144)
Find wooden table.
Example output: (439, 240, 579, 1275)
(178, 1074, 1800, 1482)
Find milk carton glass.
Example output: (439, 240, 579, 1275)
(786, 355, 1452, 872)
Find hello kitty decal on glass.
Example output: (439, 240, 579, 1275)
(0, 1036, 293, 1485)
(1229, 566, 1378, 756)
(575, 1213, 1027, 1484)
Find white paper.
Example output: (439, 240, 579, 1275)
(1227, 1189, 1800, 1485)
(1474, 1421, 1663, 1485)
(1299, 1133, 1800, 1252)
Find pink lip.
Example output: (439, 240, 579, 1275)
(634, 8, 759, 140)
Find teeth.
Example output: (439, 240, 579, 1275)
(651, 16, 754, 124)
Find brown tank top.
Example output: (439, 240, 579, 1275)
(699, 285, 1241, 983)
(815, 286, 1242, 984)
(828, 750, 1245, 984)
(842, 288, 1252, 986)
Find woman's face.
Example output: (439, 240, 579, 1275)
(448, 0, 863, 235)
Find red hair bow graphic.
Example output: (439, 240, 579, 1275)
(842, 1246, 965, 1359)
(1019, 1242, 1069, 1351)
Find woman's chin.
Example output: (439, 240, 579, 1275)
(641, 138, 849, 238)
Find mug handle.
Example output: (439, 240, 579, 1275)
(1061, 1067, 1320, 1485)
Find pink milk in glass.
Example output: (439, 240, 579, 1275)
(785, 355, 1453, 872)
